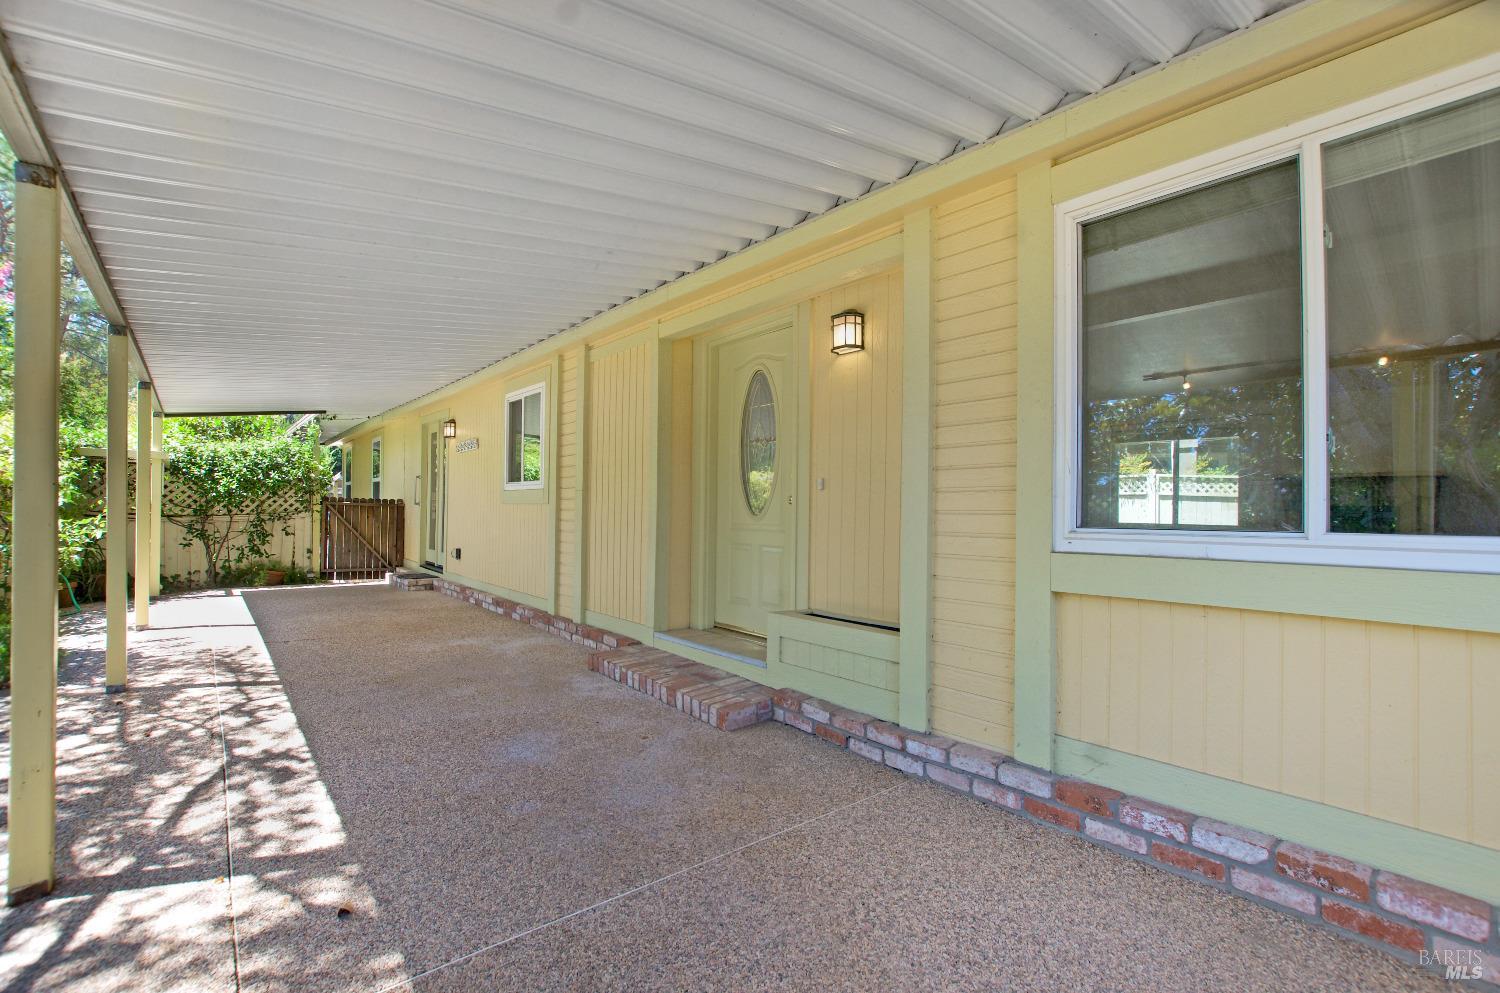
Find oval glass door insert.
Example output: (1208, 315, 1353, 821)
(741, 370, 777, 516)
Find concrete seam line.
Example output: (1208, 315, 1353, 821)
(373, 782, 910, 993)
(208, 643, 246, 993)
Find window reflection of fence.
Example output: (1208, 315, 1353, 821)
(1117, 472, 1240, 526)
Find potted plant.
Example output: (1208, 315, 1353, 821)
(261, 564, 286, 586)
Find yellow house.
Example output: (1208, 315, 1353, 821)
(334, 0, 1500, 947)
(4, 0, 1497, 976)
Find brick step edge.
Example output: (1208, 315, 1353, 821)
(430, 577, 637, 653)
(770, 688, 1499, 987)
(589, 646, 773, 731)
(388, 571, 434, 591)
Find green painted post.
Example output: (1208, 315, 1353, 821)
(898, 208, 934, 733)
(1013, 161, 1057, 769)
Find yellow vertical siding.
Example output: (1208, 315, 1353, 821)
(807, 271, 903, 625)
(555, 348, 581, 618)
(929, 179, 1019, 751)
(585, 336, 653, 625)
(438, 371, 551, 600)
(1055, 593, 1500, 849)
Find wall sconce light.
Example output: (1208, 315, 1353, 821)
(831, 309, 865, 355)
(442, 418, 458, 439)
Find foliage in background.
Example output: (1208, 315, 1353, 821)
(162, 416, 331, 587)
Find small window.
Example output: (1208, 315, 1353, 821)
(505, 385, 544, 489)
(371, 437, 382, 501)
(741, 370, 777, 516)
(342, 446, 352, 499)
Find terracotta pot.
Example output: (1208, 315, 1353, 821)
(262, 570, 286, 586)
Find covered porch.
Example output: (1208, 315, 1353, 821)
(4, 1, 1498, 988)
(0, 584, 1440, 992)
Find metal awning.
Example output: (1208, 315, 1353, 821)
(1, 0, 1295, 417)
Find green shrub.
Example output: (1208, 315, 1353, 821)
(164, 427, 330, 587)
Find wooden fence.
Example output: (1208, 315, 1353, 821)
(321, 498, 404, 580)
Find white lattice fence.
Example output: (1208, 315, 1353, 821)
(82, 453, 318, 587)
(1117, 473, 1241, 526)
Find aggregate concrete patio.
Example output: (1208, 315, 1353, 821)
(0, 584, 1447, 992)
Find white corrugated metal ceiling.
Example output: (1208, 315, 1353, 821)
(2, 0, 1296, 416)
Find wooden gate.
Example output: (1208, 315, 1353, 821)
(321, 498, 404, 580)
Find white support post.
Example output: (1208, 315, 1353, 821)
(7, 161, 62, 905)
(134, 381, 153, 629)
(150, 404, 163, 597)
(105, 325, 130, 691)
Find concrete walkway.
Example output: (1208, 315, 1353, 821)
(1, 585, 1444, 992)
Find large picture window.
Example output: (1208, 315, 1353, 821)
(505, 385, 544, 489)
(1080, 159, 1304, 532)
(1060, 76, 1500, 568)
(1324, 90, 1500, 536)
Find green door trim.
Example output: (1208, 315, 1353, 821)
(898, 208, 933, 732)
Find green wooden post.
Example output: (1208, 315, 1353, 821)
(1013, 161, 1057, 769)
(898, 208, 934, 732)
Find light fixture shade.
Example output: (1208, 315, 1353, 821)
(831, 309, 865, 354)
(442, 418, 458, 439)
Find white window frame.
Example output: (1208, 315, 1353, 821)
(1055, 58, 1500, 574)
(342, 445, 352, 500)
(370, 436, 382, 500)
(503, 383, 546, 491)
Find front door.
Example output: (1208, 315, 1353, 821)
(714, 325, 796, 636)
(421, 419, 448, 568)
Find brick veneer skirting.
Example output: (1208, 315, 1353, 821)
(770, 688, 1499, 987)
(423, 575, 639, 652)
(417, 574, 775, 730)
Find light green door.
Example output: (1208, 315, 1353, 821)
(421, 419, 448, 568)
(714, 325, 796, 636)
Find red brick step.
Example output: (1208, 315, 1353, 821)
(588, 646, 773, 731)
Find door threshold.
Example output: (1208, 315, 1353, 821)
(658, 627, 767, 668)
